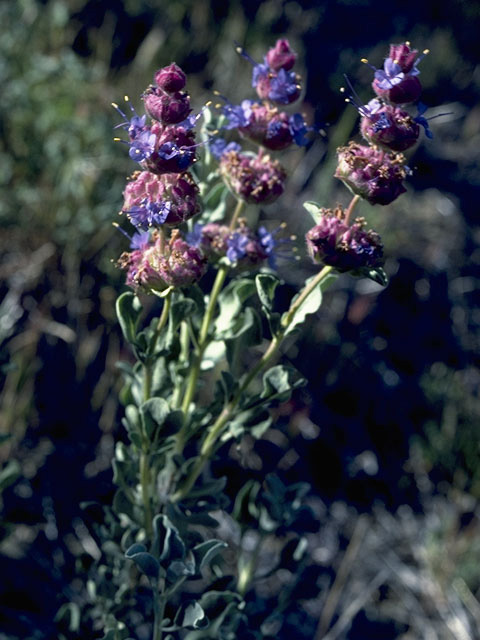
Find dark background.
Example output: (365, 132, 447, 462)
(1, 0, 480, 638)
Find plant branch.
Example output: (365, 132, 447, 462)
(171, 265, 334, 502)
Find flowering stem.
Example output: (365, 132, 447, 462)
(171, 265, 334, 502)
(140, 292, 171, 538)
(229, 198, 246, 230)
(344, 194, 361, 226)
(143, 292, 172, 402)
(178, 263, 230, 423)
(152, 588, 165, 640)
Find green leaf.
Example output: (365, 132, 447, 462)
(0, 459, 21, 493)
(121, 404, 143, 448)
(283, 272, 337, 336)
(54, 602, 80, 632)
(152, 514, 186, 564)
(215, 278, 256, 335)
(255, 273, 280, 312)
(193, 539, 227, 572)
(140, 397, 170, 440)
(303, 200, 325, 223)
(174, 600, 209, 630)
(362, 266, 388, 287)
(116, 292, 141, 345)
(125, 543, 160, 580)
(261, 365, 306, 403)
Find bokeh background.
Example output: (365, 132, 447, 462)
(1, 0, 480, 638)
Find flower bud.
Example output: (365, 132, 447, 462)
(219, 150, 286, 204)
(141, 122, 196, 174)
(360, 103, 420, 151)
(154, 63, 187, 93)
(123, 170, 199, 228)
(335, 142, 408, 206)
(142, 87, 191, 125)
(388, 43, 420, 73)
(265, 39, 297, 71)
(118, 229, 206, 293)
(306, 208, 383, 272)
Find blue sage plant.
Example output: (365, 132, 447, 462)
(67, 39, 438, 640)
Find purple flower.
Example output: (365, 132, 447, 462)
(288, 113, 312, 146)
(363, 43, 427, 104)
(127, 199, 171, 230)
(128, 129, 157, 162)
(209, 137, 242, 160)
(222, 99, 254, 129)
(118, 229, 207, 293)
(360, 103, 420, 152)
(130, 231, 151, 250)
(226, 231, 250, 262)
(335, 142, 408, 206)
(306, 208, 383, 272)
(267, 68, 300, 104)
(225, 223, 269, 268)
(122, 171, 199, 227)
(374, 58, 405, 91)
(219, 149, 287, 205)
(257, 224, 295, 269)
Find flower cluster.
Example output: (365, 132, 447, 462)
(306, 207, 383, 272)
(114, 64, 208, 293)
(118, 229, 207, 293)
(219, 149, 286, 205)
(305, 41, 433, 273)
(113, 63, 197, 175)
(188, 219, 288, 270)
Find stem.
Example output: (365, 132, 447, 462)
(171, 265, 334, 502)
(344, 194, 360, 226)
(229, 199, 246, 230)
(140, 292, 171, 537)
(237, 535, 264, 596)
(152, 589, 165, 640)
(140, 452, 153, 538)
(143, 293, 172, 402)
(171, 321, 190, 409)
(179, 263, 229, 419)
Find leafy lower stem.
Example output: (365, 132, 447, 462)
(176, 263, 230, 449)
(171, 265, 333, 502)
(143, 292, 172, 402)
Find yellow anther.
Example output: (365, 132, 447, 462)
(213, 90, 221, 96)
(215, 103, 222, 109)
(394, 59, 399, 64)
(290, 234, 297, 241)
(423, 49, 430, 55)
(235, 46, 243, 54)
(361, 58, 368, 64)
(340, 87, 345, 93)
(113, 137, 121, 141)
(405, 41, 411, 46)
(205, 100, 212, 107)
(124, 95, 129, 102)
(111, 102, 118, 108)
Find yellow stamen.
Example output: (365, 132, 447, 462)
(361, 58, 368, 64)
